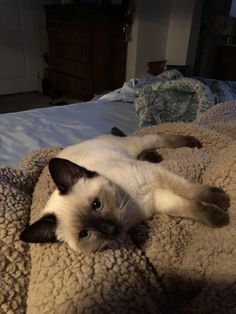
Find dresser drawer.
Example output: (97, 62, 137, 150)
(51, 72, 93, 100)
(52, 58, 91, 79)
(50, 43, 90, 63)
(45, 4, 128, 101)
(48, 26, 92, 46)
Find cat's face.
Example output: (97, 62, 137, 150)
(21, 158, 137, 253)
(54, 175, 126, 253)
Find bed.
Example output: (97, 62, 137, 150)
(1, 70, 236, 313)
(1, 70, 236, 168)
(0, 99, 139, 167)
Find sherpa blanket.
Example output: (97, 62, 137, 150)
(1, 101, 236, 313)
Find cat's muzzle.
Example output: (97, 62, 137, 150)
(99, 220, 120, 239)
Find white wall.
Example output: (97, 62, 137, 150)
(165, 0, 195, 66)
(125, 8, 140, 80)
(186, 0, 204, 69)
(126, 0, 172, 79)
(126, 0, 201, 79)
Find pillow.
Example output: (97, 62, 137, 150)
(134, 74, 214, 128)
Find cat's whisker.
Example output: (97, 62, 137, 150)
(122, 198, 134, 213)
(118, 194, 129, 222)
(119, 193, 129, 211)
(120, 197, 136, 222)
(121, 195, 132, 210)
(119, 198, 130, 218)
(94, 242, 103, 253)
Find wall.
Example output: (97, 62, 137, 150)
(126, 0, 171, 79)
(126, 0, 201, 79)
(195, 0, 232, 77)
(186, 0, 204, 69)
(39, 1, 201, 83)
(165, 0, 196, 66)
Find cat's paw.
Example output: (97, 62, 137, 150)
(137, 149, 163, 163)
(185, 136, 202, 148)
(198, 186, 230, 210)
(179, 135, 202, 148)
(165, 135, 202, 149)
(196, 203, 229, 227)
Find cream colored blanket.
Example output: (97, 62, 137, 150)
(1, 102, 236, 313)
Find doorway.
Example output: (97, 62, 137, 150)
(0, 0, 42, 95)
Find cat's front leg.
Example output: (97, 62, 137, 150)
(189, 200, 229, 227)
(196, 186, 230, 210)
(154, 167, 230, 211)
(153, 187, 229, 227)
(151, 167, 230, 227)
(192, 185, 230, 226)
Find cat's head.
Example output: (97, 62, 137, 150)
(20, 158, 136, 253)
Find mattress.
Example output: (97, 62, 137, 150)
(0, 100, 139, 167)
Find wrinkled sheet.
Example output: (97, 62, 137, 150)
(0, 100, 139, 167)
(196, 77, 236, 103)
(101, 72, 236, 128)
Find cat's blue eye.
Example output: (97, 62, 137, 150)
(91, 197, 103, 211)
(79, 229, 91, 240)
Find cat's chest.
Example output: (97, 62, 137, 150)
(101, 160, 154, 198)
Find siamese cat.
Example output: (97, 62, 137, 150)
(21, 132, 229, 253)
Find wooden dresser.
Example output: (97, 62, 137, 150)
(45, 5, 129, 101)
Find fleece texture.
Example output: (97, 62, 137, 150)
(0, 101, 236, 313)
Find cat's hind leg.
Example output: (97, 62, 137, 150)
(122, 134, 201, 158)
(160, 134, 202, 149)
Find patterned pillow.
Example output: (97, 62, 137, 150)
(134, 74, 214, 128)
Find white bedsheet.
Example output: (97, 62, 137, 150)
(0, 100, 139, 167)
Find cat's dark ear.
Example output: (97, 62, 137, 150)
(49, 158, 97, 194)
(111, 127, 126, 137)
(20, 214, 57, 243)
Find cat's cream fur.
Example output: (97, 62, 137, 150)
(21, 133, 229, 253)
